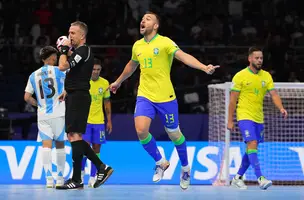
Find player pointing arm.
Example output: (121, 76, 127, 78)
(109, 11, 219, 190)
(109, 13, 218, 93)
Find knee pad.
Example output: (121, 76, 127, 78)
(165, 126, 180, 134)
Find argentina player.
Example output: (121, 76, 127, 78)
(24, 46, 67, 188)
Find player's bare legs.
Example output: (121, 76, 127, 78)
(135, 116, 169, 182)
(166, 127, 190, 190)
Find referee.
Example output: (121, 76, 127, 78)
(56, 21, 113, 190)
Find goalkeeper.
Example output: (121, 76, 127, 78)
(227, 47, 287, 190)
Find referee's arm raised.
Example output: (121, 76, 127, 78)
(58, 41, 86, 71)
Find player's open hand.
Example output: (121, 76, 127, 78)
(280, 108, 288, 119)
(205, 65, 220, 75)
(107, 121, 113, 134)
(108, 81, 121, 94)
(227, 120, 234, 131)
(58, 91, 67, 102)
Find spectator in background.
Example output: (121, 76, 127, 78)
(33, 36, 47, 64)
(163, 0, 185, 15)
(30, 18, 41, 45)
(34, 1, 52, 29)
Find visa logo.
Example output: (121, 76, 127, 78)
(0, 146, 74, 180)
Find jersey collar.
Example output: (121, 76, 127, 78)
(247, 66, 260, 74)
(144, 33, 159, 43)
(91, 77, 100, 81)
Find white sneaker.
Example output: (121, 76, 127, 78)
(180, 168, 190, 190)
(88, 176, 96, 188)
(152, 160, 170, 183)
(46, 176, 54, 188)
(231, 176, 247, 189)
(81, 170, 85, 182)
(258, 176, 272, 190)
(56, 176, 64, 187)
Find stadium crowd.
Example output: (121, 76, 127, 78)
(0, 0, 303, 114)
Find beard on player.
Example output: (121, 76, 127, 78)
(140, 23, 155, 36)
(251, 61, 263, 71)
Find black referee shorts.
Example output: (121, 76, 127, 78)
(65, 91, 91, 134)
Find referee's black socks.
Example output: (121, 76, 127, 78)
(71, 140, 84, 182)
(81, 140, 105, 171)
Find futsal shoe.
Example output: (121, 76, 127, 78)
(258, 176, 272, 190)
(46, 176, 54, 188)
(231, 176, 247, 189)
(56, 176, 64, 187)
(153, 160, 170, 183)
(56, 178, 84, 190)
(94, 165, 114, 188)
(88, 176, 96, 188)
(180, 168, 191, 190)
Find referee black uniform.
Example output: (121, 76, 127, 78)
(65, 44, 93, 133)
(56, 42, 113, 190)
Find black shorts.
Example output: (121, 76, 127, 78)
(65, 91, 91, 133)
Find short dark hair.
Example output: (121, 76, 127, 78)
(248, 46, 262, 55)
(40, 46, 58, 61)
(146, 11, 161, 27)
(94, 58, 101, 66)
(71, 21, 88, 36)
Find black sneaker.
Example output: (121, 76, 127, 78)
(93, 165, 114, 188)
(56, 178, 84, 190)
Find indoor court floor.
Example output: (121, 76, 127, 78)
(0, 185, 303, 200)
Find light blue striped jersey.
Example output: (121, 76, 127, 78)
(25, 65, 66, 121)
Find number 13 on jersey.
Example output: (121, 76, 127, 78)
(143, 58, 152, 68)
(38, 78, 55, 99)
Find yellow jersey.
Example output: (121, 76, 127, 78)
(231, 67, 275, 123)
(87, 77, 110, 124)
(131, 34, 180, 103)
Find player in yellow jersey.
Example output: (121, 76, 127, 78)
(109, 11, 219, 190)
(81, 58, 112, 187)
(228, 47, 288, 190)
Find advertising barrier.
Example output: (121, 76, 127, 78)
(0, 141, 303, 184)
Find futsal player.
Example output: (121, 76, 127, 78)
(56, 21, 113, 190)
(228, 47, 287, 190)
(109, 11, 219, 190)
(24, 46, 66, 188)
(81, 58, 112, 187)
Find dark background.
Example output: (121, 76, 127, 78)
(0, 0, 302, 141)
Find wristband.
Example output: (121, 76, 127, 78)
(60, 45, 69, 55)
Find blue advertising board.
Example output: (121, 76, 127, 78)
(0, 141, 303, 184)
